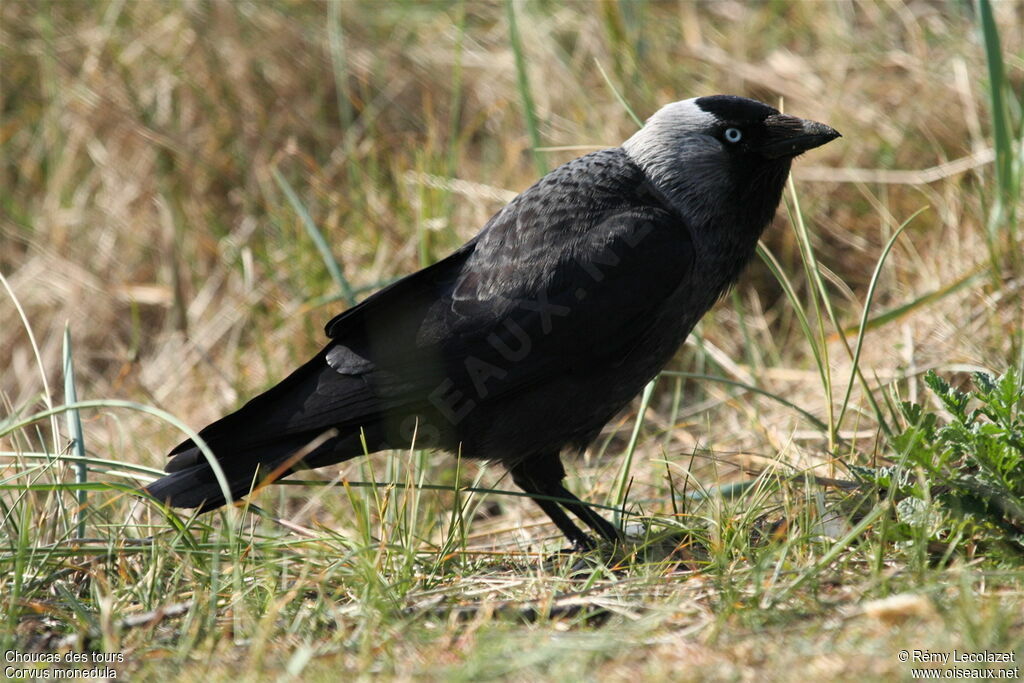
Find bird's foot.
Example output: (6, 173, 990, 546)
(541, 537, 613, 574)
(550, 540, 591, 555)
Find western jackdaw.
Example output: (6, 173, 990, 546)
(145, 95, 840, 550)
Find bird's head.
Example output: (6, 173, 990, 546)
(623, 95, 839, 235)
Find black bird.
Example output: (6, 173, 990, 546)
(145, 95, 839, 550)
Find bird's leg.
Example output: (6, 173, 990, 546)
(509, 455, 621, 550)
(546, 482, 620, 544)
(511, 463, 595, 551)
(528, 495, 596, 552)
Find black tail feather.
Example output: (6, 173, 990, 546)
(144, 462, 256, 511)
(147, 344, 390, 511)
(144, 428, 372, 512)
(144, 438, 307, 511)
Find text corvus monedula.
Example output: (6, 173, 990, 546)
(146, 95, 839, 549)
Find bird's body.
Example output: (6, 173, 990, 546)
(146, 95, 839, 549)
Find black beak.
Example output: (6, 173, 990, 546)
(761, 114, 841, 159)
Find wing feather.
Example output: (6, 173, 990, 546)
(321, 149, 695, 406)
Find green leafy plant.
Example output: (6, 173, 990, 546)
(855, 369, 1024, 556)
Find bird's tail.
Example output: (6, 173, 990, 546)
(143, 349, 381, 512)
(143, 433, 338, 511)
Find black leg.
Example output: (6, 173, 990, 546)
(529, 495, 596, 551)
(548, 482, 620, 544)
(509, 455, 620, 548)
(511, 462, 593, 549)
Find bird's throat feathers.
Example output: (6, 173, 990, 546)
(622, 99, 792, 250)
(623, 144, 791, 254)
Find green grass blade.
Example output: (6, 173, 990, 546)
(62, 325, 87, 539)
(505, 0, 547, 177)
(278, 478, 626, 515)
(0, 270, 60, 448)
(4, 399, 236, 515)
(784, 179, 835, 446)
(0, 452, 165, 477)
(977, 0, 1014, 207)
(757, 242, 829, 407)
(594, 58, 643, 127)
(327, 0, 353, 131)
(659, 370, 829, 433)
(836, 208, 927, 433)
(272, 167, 357, 307)
(611, 377, 656, 527)
(769, 502, 887, 606)
(831, 266, 986, 337)
(445, 0, 467, 217)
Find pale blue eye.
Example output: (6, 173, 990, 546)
(724, 128, 743, 143)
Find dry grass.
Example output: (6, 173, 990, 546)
(2, 1, 1023, 680)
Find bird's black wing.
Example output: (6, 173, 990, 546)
(324, 149, 696, 404)
(322, 239, 477, 340)
(167, 240, 479, 458)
